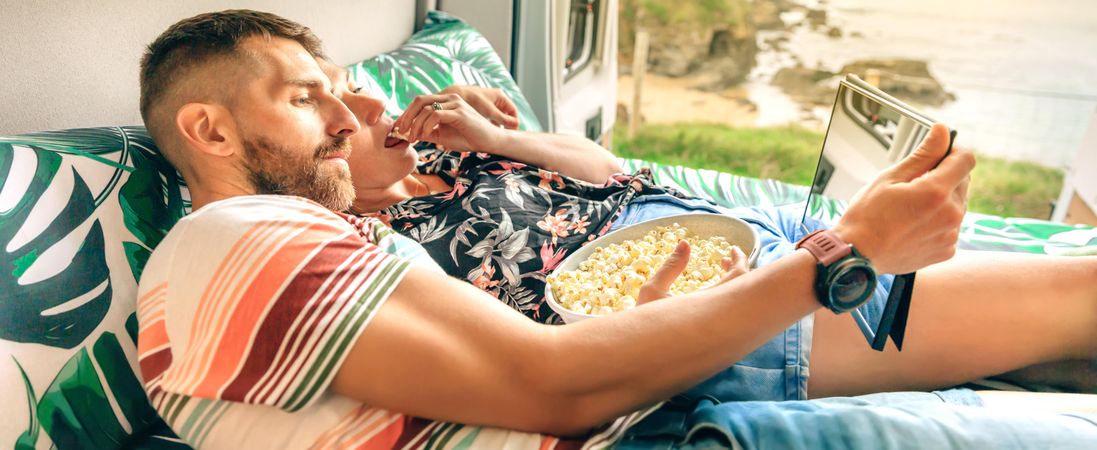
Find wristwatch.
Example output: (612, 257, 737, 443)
(796, 230, 877, 313)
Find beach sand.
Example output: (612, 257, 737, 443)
(617, 73, 758, 128)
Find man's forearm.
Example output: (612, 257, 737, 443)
(531, 250, 822, 432)
(488, 130, 623, 183)
(334, 249, 822, 435)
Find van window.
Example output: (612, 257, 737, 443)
(564, 0, 601, 80)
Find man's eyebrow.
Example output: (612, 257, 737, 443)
(285, 79, 325, 89)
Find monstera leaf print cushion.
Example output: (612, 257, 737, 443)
(0, 127, 189, 449)
(347, 10, 544, 132)
(0, 12, 542, 449)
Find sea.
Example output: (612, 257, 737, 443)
(746, 0, 1097, 167)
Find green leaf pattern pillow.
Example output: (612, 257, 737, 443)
(0, 127, 188, 449)
(347, 11, 544, 131)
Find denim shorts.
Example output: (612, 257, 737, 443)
(618, 389, 1097, 450)
(611, 195, 896, 402)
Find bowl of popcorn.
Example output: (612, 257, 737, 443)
(545, 213, 759, 323)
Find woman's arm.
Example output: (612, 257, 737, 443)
(394, 92, 623, 184)
(488, 129, 623, 184)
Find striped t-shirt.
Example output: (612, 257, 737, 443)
(136, 195, 642, 449)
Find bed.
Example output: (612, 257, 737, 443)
(1, 7, 1094, 450)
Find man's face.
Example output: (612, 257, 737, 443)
(230, 37, 360, 211)
(317, 59, 417, 195)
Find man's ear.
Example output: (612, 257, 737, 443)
(175, 103, 237, 157)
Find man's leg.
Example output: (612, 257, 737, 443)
(978, 391, 1097, 414)
(809, 250, 1097, 397)
(995, 359, 1097, 393)
(683, 391, 1097, 450)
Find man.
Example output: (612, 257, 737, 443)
(136, 10, 1097, 450)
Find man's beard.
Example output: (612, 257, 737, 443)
(240, 135, 355, 211)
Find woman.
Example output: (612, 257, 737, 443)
(319, 59, 1097, 411)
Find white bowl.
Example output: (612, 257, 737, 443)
(545, 213, 760, 323)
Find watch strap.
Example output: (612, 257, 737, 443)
(795, 229, 852, 266)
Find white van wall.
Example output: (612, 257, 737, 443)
(438, 0, 515, 69)
(0, 1, 418, 135)
(551, 0, 617, 144)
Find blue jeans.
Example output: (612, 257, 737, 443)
(617, 390, 1097, 449)
(611, 195, 1097, 448)
(612, 195, 895, 402)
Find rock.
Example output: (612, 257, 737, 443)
(771, 67, 838, 106)
(648, 48, 702, 77)
(806, 8, 828, 27)
(645, 29, 711, 77)
(753, 0, 800, 31)
(827, 26, 842, 38)
(838, 59, 956, 106)
(751, 0, 783, 30)
(695, 58, 752, 92)
(642, 25, 758, 90)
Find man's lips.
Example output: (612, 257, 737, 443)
(321, 151, 350, 160)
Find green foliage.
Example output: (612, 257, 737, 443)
(620, 0, 751, 60)
(614, 122, 823, 186)
(637, 0, 747, 27)
(613, 122, 1065, 219)
(969, 155, 1063, 219)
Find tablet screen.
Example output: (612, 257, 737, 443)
(802, 75, 938, 351)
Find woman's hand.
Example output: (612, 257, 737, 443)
(441, 85, 520, 130)
(393, 93, 508, 152)
(636, 240, 750, 305)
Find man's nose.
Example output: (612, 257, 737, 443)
(326, 97, 361, 138)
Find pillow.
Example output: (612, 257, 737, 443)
(0, 11, 540, 450)
(0, 127, 188, 449)
(347, 10, 544, 132)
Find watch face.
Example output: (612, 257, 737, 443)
(829, 261, 875, 309)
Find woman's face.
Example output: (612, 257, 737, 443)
(319, 59, 418, 193)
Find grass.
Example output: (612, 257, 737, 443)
(612, 123, 1064, 219)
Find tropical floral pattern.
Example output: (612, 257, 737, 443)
(370, 145, 688, 323)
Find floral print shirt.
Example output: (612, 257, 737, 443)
(368, 144, 688, 324)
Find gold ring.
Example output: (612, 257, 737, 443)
(431, 102, 443, 111)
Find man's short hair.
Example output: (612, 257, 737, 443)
(139, 10, 326, 174)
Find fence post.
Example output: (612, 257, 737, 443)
(629, 30, 649, 138)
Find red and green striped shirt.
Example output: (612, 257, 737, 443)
(137, 195, 645, 449)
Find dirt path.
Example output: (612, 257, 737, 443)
(617, 73, 758, 127)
